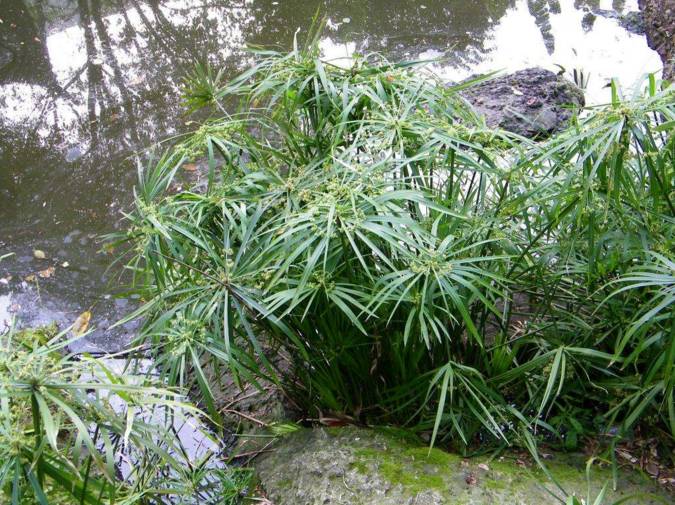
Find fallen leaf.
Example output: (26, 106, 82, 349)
(465, 473, 477, 485)
(478, 463, 490, 471)
(617, 449, 638, 464)
(33, 249, 47, 259)
(38, 266, 55, 278)
(183, 162, 198, 171)
(646, 462, 660, 477)
(72, 311, 91, 336)
(318, 415, 350, 427)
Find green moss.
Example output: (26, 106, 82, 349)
(256, 427, 671, 505)
(275, 477, 293, 490)
(354, 447, 387, 460)
(349, 428, 617, 501)
(403, 446, 460, 467)
(324, 426, 345, 437)
(372, 426, 422, 445)
(352, 442, 458, 495)
(378, 458, 446, 495)
(483, 476, 508, 491)
(350, 460, 369, 474)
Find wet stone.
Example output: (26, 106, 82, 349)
(460, 68, 585, 139)
(63, 230, 82, 244)
(114, 298, 129, 309)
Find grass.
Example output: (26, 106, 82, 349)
(105, 28, 674, 501)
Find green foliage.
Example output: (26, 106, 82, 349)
(0, 324, 249, 504)
(111, 34, 674, 467)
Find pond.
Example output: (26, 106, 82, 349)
(0, 0, 662, 352)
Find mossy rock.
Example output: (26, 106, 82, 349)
(253, 426, 671, 505)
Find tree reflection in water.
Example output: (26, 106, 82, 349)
(0, 0, 662, 351)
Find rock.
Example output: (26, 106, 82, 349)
(254, 426, 672, 505)
(461, 68, 584, 139)
(639, 0, 675, 81)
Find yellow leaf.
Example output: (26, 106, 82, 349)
(72, 311, 91, 336)
(183, 162, 198, 171)
(33, 249, 47, 259)
(38, 266, 55, 278)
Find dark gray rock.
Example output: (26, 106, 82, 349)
(639, 0, 675, 81)
(254, 426, 671, 505)
(461, 68, 584, 139)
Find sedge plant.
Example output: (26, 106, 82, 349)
(0, 322, 250, 504)
(110, 29, 674, 475)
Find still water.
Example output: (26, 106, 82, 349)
(0, 0, 662, 351)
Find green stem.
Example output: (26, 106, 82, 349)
(30, 393, 44, 487)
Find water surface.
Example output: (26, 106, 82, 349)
(0, 0, 662, 351)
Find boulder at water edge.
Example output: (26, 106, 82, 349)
(460, 68, 585, 139)
(254, 426, 671, 505)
